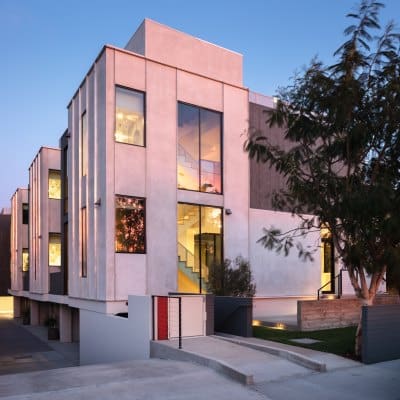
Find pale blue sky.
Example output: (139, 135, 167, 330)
(1, 0, 400, 209)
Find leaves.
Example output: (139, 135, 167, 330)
(207, 257, 256, 297)
(245, 0, 400, 298)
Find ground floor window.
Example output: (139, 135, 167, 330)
(177, 203, 222, 293)
(321, 232, 335, 293)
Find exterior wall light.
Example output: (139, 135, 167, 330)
(225, 209, 232, 215)
(94, 198, 101, 207)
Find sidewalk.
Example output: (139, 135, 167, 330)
(0, 315, 78, 375)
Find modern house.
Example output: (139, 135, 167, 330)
(8, 19, 386, 362)
(10, 189, 29, 295)
(0, 207, 11, 313)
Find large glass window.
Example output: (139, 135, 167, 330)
(22, 203, 29, 224)
(48, 170, 61, 199)
(81, 208, 87, 277)
(115, 87, 145, 146)
(81, 112, 88, 177)
(22, 248, 29, 271)
(48, 233, 61, 267)
(115, 195, 145, 253)
(178, 103, 222, 193)
(321, 229, 335, 293)
(177, 203, 222, 293)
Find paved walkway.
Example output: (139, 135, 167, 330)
(1, 315, 399, 399)
(0, 359, 266, 400)
(0, 314, 78, 375)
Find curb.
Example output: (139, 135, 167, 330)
(215, 335, 326, 372)
(150, 341, 254, 385)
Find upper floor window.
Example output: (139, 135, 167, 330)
(115, 195, 145, 253)
(49, 233, 61, 267)
(81, 207, 87, 277)
(178, 103, 222, 193)
(81, 112, 88, 177)
(22, 203, 29, 224)
(115, 87, 145, 146)
(48, 170, 61, 199)
(22, 248, 29, 271)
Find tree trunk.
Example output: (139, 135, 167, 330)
(349, 267, 386, 357)
(355, 296, 373, 357)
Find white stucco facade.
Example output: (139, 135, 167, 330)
(10, 188, 28, 292)
(28, 147, 61, 296)
(66, 19, 249, 313)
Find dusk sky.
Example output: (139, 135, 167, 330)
(1, 0, 400, 209)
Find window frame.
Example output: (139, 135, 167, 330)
(81, 111, 88, 177)
(48, 232, 61, 268)
(177, 101, 223, 194)
(22, 203, 29, 225)
(114, 85, 146, 147)
(22, 248, 29, 272)
(177, 202, 224, 293)
(81, 207, 87, 278)
(48, 169, 62, 200)
(115, 194, 146, 254)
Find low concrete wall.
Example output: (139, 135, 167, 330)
(362, 304, 400, 364)
(80, 295, 151, 365)
(214, 297, 252, 337)
(298, 295, 400, 331)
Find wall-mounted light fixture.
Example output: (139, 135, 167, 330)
(94, 198, 101, 207)
(225, 209, 232, 215)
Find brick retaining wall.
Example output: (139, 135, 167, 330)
(298, 295, 400, 331)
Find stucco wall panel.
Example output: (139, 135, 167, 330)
(114, 144, 146, 196)
(222, 85, 249, 261)
(177, 70, 223, 111)
(145, 61, 177, 295)
(114, 51, 146, 91)
(115, 254, 146, 298)
(144, 19, 243, 87)
(250, 209, 320, 297)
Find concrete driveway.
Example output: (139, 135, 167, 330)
(0, 314, 78, 375)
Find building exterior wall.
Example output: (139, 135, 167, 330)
(250, 208, 321, 298)
(29, 147, 61, 295)
(10, 189, 28, 292)
(67, 22, 248, 311)
(0, 210, 11, 296)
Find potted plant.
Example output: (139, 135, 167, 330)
(45, 316, 59, 340)
(22, 309, 30, 325)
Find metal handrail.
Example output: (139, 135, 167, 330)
(317, 268, 345, 300)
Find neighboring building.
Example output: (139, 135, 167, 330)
(10, 189, 29, 294)
(0, 208, 11, 312)
(9, 148, 78, 341)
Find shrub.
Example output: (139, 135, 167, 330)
(208, 256, 256, 297)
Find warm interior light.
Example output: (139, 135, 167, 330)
(252, 319, 262, 326)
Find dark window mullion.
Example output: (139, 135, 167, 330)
(198, 205, 202, 293)
(198, 108, 201, 192)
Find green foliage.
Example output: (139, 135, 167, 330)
(208, 256, 256, 297)
(244, 0, 400, 298)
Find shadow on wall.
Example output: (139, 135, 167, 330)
(214, 296, 253, 337)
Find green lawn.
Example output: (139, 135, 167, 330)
(253, 325, 358, 359)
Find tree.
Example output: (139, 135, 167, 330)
(245, 0, 400, 355)
(208, 257, 256, 297)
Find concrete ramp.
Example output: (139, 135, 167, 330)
(151, 336, 316, 385)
